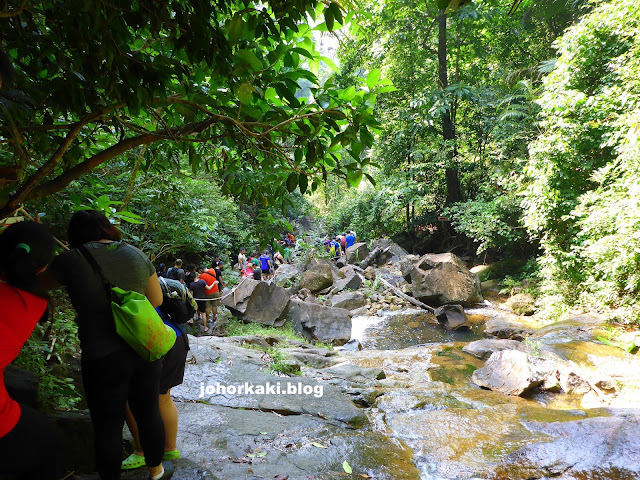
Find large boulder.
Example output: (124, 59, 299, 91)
(330, 291, 367, 310)
(405, 253, 482, 306)
(299, 263, 335, 293)
(274, 263, 301, 287)
(506, 293, 536, 316)
(372, 239, 410, 265)
(346, 242, 370, 265)
(222, 279, 289, 326)
(434, 304, 470, 330)
(494, 415, 640, 480)
(471, 350, 558, 396)
(283, 299, 352, 345)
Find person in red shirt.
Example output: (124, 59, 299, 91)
(198, 266, 219, 333)
(0, 221, 59, 479)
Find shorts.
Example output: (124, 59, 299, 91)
(261, 268, 271, 275)
(196, 300, 207, 313)
(206, 290, 221, 305)
(160, 334, 189, 394)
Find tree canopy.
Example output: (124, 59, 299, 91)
(0, 0, 389, 218)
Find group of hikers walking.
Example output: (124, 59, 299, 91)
(324, 230, 357, 259)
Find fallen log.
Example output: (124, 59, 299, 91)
(353, 265, 470, 328)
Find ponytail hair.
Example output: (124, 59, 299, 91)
(0, 221, 55, 298)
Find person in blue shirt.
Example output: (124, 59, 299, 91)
(259, 250, 273, 282)
(345, 231, 356, 249)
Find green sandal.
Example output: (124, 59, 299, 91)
(121, 453, 146, 470)
(163, 450, 180, 460)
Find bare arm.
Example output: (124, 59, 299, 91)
(145, 273, 163, 307)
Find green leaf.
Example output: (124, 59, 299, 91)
(325, 8, 335, 32)
(348, 170, 363, 188)
(298, 174, 308, 194)
(227, 15, 244, 44)
(342, 460, 352, 474)
(237, 82, 253, 104)
(234, 49, 263, 71)
(366, 69, 381, 90)
(286, 172, 298, 193)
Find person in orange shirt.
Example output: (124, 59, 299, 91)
(198, 266, 219, 334)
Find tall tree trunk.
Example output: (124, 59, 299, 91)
(438, 9, 462, 206)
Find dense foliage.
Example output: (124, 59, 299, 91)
(522, 0, 640, 320)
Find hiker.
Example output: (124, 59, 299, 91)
(42, 210, 173, 480)
(273, 248, 285, 269)
(166, 259, 185, 284)
(244, 262, 254, 278)
(345, 230, 356, 249)
(259, 250, 273, 281)
(122, 277, 196, 472)
(0, 221, 60, 480)
(284, 243, 293, 264)
(286, 232, 295, 245)
(238, 247, 247, 274)
(183, 264, 197, 286)
(323, 235, 331, 252)
(329, 237, 342, 259)
(157, 263, 168, 278)
(339, 233, 347, 252)
(188, 266, 207, 326)
(213, 261, 225, 290)
(199, 266, 219, 333)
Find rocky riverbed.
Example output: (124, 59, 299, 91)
(66, 243, 640, 479)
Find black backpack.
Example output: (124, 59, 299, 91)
(159, 277, 196, 324)
(166, 267, 180, 281)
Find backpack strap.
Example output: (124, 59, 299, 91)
(77, 245, 114, 302)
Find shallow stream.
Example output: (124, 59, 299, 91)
(345, 301, 616, 480)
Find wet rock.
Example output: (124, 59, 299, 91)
(230, 334, 281, 350)
(330, 291, 367, 310)
(321, 362, 386, 383)
(471, 350, 557, 396)
(405, 253, 483, 307)
(463, 339, 527, 359)
(283, 299, 352, 345)
(332, 272, 362, 293)
(274, 263, 300, 287)
(494, 415, 640, 480)
(342, 338, 363, 351)
(346, 242, 370, 265)
(351, 306, 369, 316)
(435, 304, 470, 330)
(506, 293, 536, 316)
(484, 317, 534, 340)
(222, 279, 289, 326)
(172, 402, 421, 480)
(299, 263, 335, 292)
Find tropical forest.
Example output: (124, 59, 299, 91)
(1, 0, 639, 479)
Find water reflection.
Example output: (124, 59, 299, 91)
(352, 308, 485, 350)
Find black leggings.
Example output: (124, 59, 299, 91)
(0, 404, 59, 479)
(82, 349, 165, 480)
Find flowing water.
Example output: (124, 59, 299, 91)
(345, 302, 620, 480)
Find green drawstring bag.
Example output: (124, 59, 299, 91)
(111, 286, 176, 361)
(79, 246, 176, 362)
